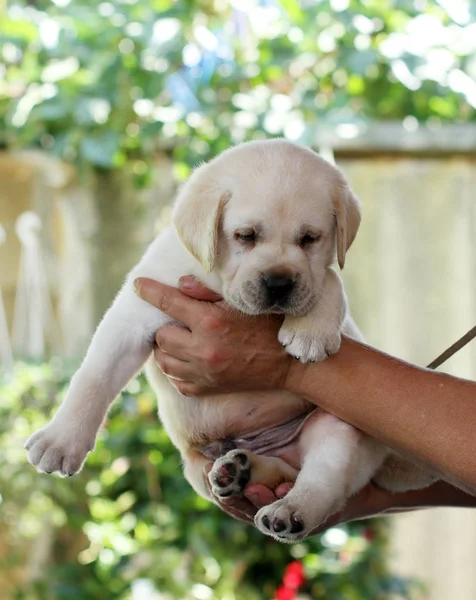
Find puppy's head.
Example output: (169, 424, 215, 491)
(173, 140, 360, 315)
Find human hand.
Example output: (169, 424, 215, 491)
(207, 469, 476, 536)
(134, 276, 296, 396)
(216, 478, 402, 533)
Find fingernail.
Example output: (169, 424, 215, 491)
(246, 493, 260, 505)
(178, 275, 197, 290)
(133, 278, 142, 296)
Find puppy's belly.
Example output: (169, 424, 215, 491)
(146, 358, 314, 464)
(201, 411, 322, 471)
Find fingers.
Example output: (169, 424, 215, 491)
(275, 482, 294, 498)
(134, 278, 201, 327)
(179, 276, 223, 302)
(204, 463, 255, 523)
(219, 496, 257, 522)
(213, 485, 279, 525)
(155, 323, 193, 357)
(203, 465, 282, 524)
(218, 505, 255, 523)
(244, 484, 278, 508)
(154, 347, 190, 381)
(212, 484, 279, 526)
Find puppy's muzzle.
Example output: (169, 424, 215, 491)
(262, 273, 296, 307)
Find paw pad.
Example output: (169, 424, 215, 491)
(256, 502, 307, 542)
(209, 449, 251, 498)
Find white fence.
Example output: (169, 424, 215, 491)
(339, 151, 476, 600)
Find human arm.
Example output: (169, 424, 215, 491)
(285, 338, 476, 495)
(215, 479, 476, 529)
(133, 276, 476, 495)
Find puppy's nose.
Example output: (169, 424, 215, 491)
(262, 274, 295, 302)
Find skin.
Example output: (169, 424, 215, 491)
(134, 275, 476, 531)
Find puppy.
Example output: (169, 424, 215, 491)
(25, 140, 435, 542)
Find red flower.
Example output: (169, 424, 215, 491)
(364, 528, 375, 542)
(274, 585, 297, 600)
(283, 560, 306, 589)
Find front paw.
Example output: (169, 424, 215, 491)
(208, 449, 251, 498)
(278, 319, 341, 363)
(25, 420, 96, 476)
(255, 499, 308, 543)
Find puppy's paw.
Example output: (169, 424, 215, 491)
(255, 499, 308, 543)
(279, 319, 341, 363)
(25, 420, 95, 477)
(208, 449, 251, 498)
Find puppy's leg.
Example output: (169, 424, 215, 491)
(25, 275, 172, 476)
(208, 449, 298, 498)
(279, 267, 346, 363)
(183, 451, 215, 501)
(255, 414, 388, 542)
(374, 453, 437, 492)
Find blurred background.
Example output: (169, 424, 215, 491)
(1, 0, 475, 598)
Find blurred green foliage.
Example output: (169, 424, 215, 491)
(1, 0, 476, 185)
(1, 364, 424, 599)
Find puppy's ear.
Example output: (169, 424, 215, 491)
(333, 178, 361, 270)
(173, 168, 230, 273)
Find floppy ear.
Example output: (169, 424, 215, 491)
(333, 178, 361, 270)
(173, 169, 230, 273)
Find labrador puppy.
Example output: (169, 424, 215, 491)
(25, 140, 434, 542)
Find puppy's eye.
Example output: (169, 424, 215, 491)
(235, 231, 257, 243)
(300, 233, 321, 247)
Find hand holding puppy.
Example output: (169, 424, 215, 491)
(135, 275, 293, 397)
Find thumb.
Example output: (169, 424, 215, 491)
(275, 482, 294, 498)
(178, 276, 223, 302)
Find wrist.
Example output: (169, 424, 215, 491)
(283, 358, 311, 394)
(282, 336, 355, 395)
(282, 337, 370, 405)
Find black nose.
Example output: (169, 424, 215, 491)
(262, 274, 295, 303)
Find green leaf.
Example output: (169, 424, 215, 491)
(279, 0, 305, 22)
(31, 98, 71, 122)
(1, 18, 38, 42)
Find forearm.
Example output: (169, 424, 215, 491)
(286, 337, 476, 495)
(379, 480, 476, 514)
(310, 479, 476, 534)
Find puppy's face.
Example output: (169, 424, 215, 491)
(216, 183, 336, 315)
(173, 140, 360, 316)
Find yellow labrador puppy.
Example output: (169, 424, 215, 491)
(25, 140, 434, 542)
